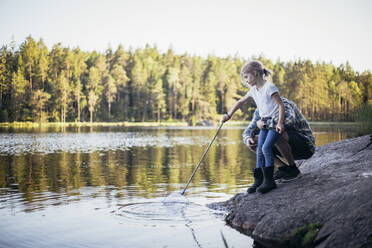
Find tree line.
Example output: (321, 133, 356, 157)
(0, 36, 371, 124)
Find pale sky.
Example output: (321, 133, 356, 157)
(1, 0, 371, 72)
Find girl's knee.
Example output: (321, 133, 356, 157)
(256, 145, 264, 155)
(262, 144, 273, 155)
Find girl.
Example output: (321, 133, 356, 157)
(222, 60, 285, 194)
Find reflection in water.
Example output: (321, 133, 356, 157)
(0, 126, 361, 248)
(0, 128, 255, 205)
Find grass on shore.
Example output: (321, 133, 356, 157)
(0, 121, 189, 128)
(0, 120, 362, 128)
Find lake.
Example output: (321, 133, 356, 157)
(0, 124, 361, 248)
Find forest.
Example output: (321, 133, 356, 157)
(0, 36, 371, 124)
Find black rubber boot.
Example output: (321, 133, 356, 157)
(247, 168, 263, 194)
(257, 166, 277, 194)
(282, 164, 301, 181)
(273, 166, 290, 181)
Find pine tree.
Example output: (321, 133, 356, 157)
(35, 39, 48, 90)
(129, 50, 147, 121)
(178, 54, 193, 120)
(10, 70, 28, 121)
(19, 36, 39, 91)
(110, 64, 129, 120)
(31, 89, 51, 122)
(55, 73, 71, 123)
(104, 74, 116, 119)
(71, 48, 87, 122)
(0, 48, 8, 109)
(86, 66, 102, 122)
(165, 67, 180, 120)
(189, 56, 204, 124)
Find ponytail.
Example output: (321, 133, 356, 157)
(262, 67, 271, 77)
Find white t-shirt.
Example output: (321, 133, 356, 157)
(248, 80, 279, 118)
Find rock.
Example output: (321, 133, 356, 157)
(208, 135, 372, 248)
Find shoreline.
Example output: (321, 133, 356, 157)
(0, 121, 361, 128)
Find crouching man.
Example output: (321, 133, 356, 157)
(243, 97, 315, 192)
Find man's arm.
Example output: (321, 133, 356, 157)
(242, 109, 260, 145)
(281, 97, 296, 128)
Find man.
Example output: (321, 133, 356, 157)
(242, 97, 315, 182)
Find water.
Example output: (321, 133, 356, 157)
(162, 192, 190, 204)
(0, 124, 361, 248)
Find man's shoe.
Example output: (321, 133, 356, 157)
(273, 166, 290, 181)
(247, 168, 263, 194)
(282, 165, 301, 181)
(257, 166, 277, 194)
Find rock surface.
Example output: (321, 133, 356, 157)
(208, 135, 372, 248)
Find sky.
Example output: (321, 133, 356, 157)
(0, 0, 371, 72)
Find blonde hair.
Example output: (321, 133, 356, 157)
(240, 60, 271, 87)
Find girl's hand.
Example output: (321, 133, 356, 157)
(257, 120, 265, 130)
(222, 113, 231, 123)
(276, 123, 285, 134)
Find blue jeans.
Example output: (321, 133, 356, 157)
(256, 129, 281, 168)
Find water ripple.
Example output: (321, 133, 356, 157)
(116, 201, 215, 225)
(0, 132, 210, 155)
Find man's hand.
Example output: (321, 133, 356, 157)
(247, 137, 257, 149)
(257, 120, 265, 130)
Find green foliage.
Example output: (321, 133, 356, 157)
(0, 48, 9, 94)
(360, 234, 372, 248)
(0, 36, 370, 124)
(86, 66, 103, 122)
(0, 109, 8, 122)
(31, 89, 51, 122)
(55, 73, 71, 123)
(10, 70, 28, 121)
(354, 103, 372, 134)
(19, 36, 39, 90)
(285, 223, 322, 248)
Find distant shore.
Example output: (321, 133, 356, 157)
(0, 121, 361, 128)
